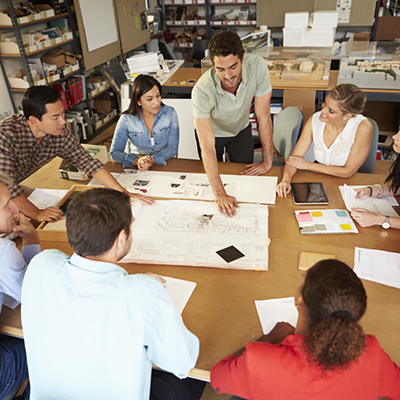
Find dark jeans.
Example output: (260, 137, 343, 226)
(150, 369, 205, 400)
(195, 125, 254, 164)
(0, 335, 29, 400)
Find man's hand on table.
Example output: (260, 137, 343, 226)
(241, 160, 272, 176)
(35, 207, 63, 222)
(128, 192, 155, 205)
(215, 194, 239, 218)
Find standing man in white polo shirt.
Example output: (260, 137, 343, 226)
(192, 30, 273, 217)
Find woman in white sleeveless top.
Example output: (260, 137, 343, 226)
(276, 84, 373, 198)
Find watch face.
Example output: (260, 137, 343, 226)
(382, 222, 390, 229)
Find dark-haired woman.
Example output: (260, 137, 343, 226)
(351, 128, 400, 230)
(110, 74, 179, 171)
(210, 260, 400, 400)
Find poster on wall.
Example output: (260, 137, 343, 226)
(79, 0, 119, 52)
(337, 0, 352, 23)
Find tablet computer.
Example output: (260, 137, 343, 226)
(291, 182, 329, 205)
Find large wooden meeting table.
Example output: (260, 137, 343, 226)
(1, 157, 399, 380)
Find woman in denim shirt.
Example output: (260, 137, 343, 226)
(110, 75, 179, 170)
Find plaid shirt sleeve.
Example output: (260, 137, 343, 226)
(58, 132, 104, 177)
(0, 130, 25, 197)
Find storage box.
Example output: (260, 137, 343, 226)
(35, 4, 55, 19)
(302, 28, 335, 47)
(57, 144, 108, 181)
(284, 12, 309, 28)
(41, 48, 65, 68)
(283, 28, 304, 47)
(37, 185, 93, 242)
(310, 11, 338, 28)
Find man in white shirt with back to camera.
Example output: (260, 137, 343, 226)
(0, 173, 40, 400)
(22, 187, 204, 400)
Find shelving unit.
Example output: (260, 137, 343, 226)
(0, 0, 119, 143)
(162, 0, 257, 46)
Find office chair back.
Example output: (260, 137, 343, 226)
(273, 107, 304, 165)
(191, 39, 209, 68)
(358, 117, 379, 174)
(158, 40, 176, 60)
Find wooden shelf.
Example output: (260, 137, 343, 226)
(0, 12, 68, 29)
(1, 38, 74, 58)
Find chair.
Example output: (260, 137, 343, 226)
(357, 117, 379, 174)
(271, 106, 304, 166)
(191, 39, 209, 68)
(158, 40, 176, 60)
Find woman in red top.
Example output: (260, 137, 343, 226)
(210, 260, 400, 400)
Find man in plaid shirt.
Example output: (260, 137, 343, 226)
(0, 86, 153, 222)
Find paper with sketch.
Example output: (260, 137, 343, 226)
(117, 170, 278, 204)
(122, 200, 269, 270)
(354, 247, 400, 289)
(340, 185, 399, 217)
(255, 297, 298, 334)
(88, 173, 120, 186)
(163, 276, 197, 314)
(27, 189, 69, 209)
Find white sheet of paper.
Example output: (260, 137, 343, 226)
(123, 200, 270, 270)
(162, 276, 197, 314)
(27, 189, 69, 209)
(118, 170, 278, 204)
(255, 297, 298, 334)
(340, 185, 399, 217)
(88, 173, 120, 186)
(79, 0, 119, 52)
(354, 247, 400, 289)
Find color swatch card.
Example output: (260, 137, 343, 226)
(294, 209, 358, 234)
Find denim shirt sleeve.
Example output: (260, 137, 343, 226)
(110, 115, 138, 168)
(152, 107, 179, 165)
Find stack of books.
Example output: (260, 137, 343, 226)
(53, 75, 86, 109)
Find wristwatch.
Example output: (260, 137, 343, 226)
(382, 216, 391, 229)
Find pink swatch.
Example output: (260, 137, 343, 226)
(296, 211, 313, 223)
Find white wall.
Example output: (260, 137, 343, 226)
(0, 67, 14, 120)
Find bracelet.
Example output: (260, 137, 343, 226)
(367, 186, 373, 197)
(375, 184, 383, 198)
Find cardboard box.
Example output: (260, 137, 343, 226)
(57, 144, 108, 181)
(41, 48, 65, 68)
(95, 94, 113, 114)
(37, 185, 93, 242)
(353, 32, 371, 42)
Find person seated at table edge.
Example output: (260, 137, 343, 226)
(0, 173, 41, 400)
(0, 86, 154, 223)
(192, 30, 274, 218)
(276, 84, 373, 198)
(110, 74, 179, 171)
(351, 127, 400, 230)
(210, 259, 400, 400)
(21, 187, 204, 400)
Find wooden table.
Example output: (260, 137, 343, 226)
(163, 68, 203, 94)
(1, 158, 399, 380)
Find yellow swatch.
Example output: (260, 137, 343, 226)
(311, 211, 323, 217)
(340, 224, 352, 231)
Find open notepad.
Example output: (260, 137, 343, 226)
(294, 209, 358, 234)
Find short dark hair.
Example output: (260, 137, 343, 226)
(208, 30, 244, 63)
(301, 259, 367, 371)
(66, 188, 132, 257)
(123, 74, 163, 118)
(22, 86, 61, 121)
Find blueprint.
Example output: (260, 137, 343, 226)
(123, 200, 270, 270)
(116, 170, 277, 204)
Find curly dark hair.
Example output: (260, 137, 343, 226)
(208, 30, 244, 63)
(385, 153, 400, 195)
(301, 260, 367, 371)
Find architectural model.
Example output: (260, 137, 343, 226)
(338, 58, 400, 90)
